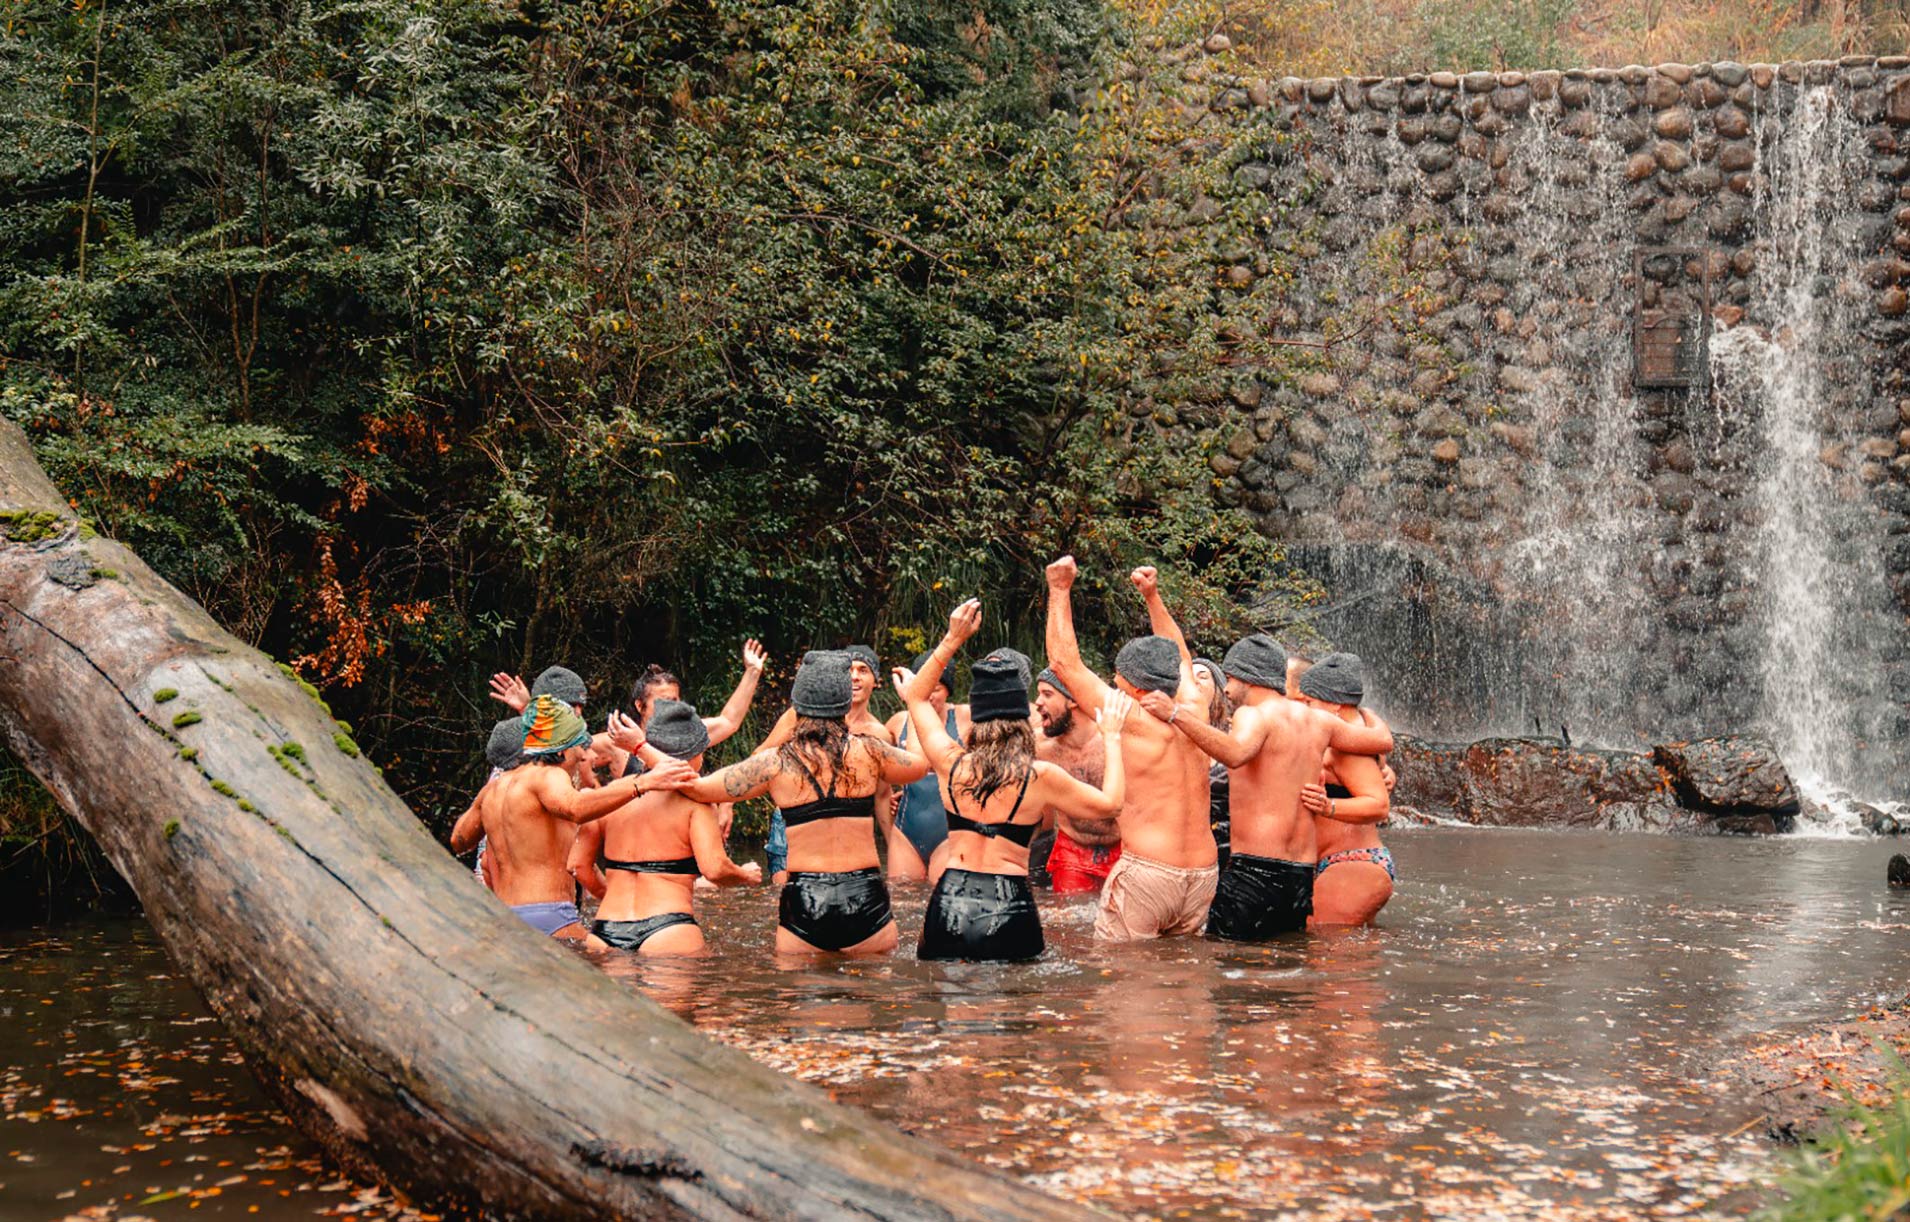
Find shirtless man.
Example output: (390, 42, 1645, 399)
(1033, 666, 1118, 894)
(1139, 634, 1391, 941)
(1045, 556, 1216, 941)
(755, 645, 895, 884)
(449, 716, 530, 891)
(1295, 653, 1396, 927)
(456, 694, 692, 945)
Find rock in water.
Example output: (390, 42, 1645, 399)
(1890, 854, 1910, 888)
(1651, 737, 1801, 829)
(1392, 735, 1689, 831)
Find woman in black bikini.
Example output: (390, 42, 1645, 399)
(671, 651, 929, 956)
(568, 701, 761, 955)
(894, 600, 1133, 962)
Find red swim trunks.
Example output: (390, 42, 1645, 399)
(1048, 831, 1122, 895)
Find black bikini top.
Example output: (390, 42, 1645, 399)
(780, 751, 876, 828)
(601, 855, 697, 875)
(943, 762, 1038, 847)
(1324, 783, 1354, 800)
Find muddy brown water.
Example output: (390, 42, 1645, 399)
(4, 827, 1906, 1220)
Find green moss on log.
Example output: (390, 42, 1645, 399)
(0, 509, 64, 543)
(172, 710, 202, 728)
(333, 731, 361, 758)
(163, 820, 180, 840)
(281, 742, 306, 763)
(178, 746, 198, 761)
(153, 688, 178, 704)
(210, 780, 236, 798)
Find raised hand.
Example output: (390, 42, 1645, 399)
(606, 708, 647, 754)
(1045, 555, 1077, 592)
(488, 672, 530, 713)
(1299, 782, 1330, 815)
(891, 666, 920, 700)
(742, 638, 768, 672)
(1136, 690, 1178, 723)
(1129, 565, 1159, 599)
(945, 598, 983, 645)
(1099, 689, 1135, 734)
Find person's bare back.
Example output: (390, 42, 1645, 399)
(483, 763, 585, 906)
(1150, 635, 1392, 941)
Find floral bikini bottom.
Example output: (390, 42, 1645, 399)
(1314, 846, 1396, 881)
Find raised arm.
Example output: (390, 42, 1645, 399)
(902, 599, 981, 706)
(703, 639, 768, 748)
(567, 818, 610, 900)
(1044, 555, 1113, 716)
(1144, 693, 1268, 769)
(689, 805, 762, 886)
(751, 706, 798, 756)
(1035, 690, 1131, 819)
(1130, 566, 1196, 700)
(893, 668, 963, 775)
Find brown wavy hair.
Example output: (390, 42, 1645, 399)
(779, 715, 849, 789)
(953, 717, 1035, 811)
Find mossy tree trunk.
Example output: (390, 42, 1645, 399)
(0, 419, 1092, 1222)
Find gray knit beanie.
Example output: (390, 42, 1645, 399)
(1114, 635, 1180, 695)
(1221, 634, 1288, 691)
(645, 699, 711, 759)
(1297, 651, 1365, 706)
(531, 665, 588, 708)
(791, 650, 853, 718)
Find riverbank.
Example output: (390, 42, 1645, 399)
(1730, 998, 1910, 1143)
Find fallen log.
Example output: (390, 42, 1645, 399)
(0, 419, 1094, 1221)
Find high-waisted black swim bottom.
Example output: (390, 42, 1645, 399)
(778, 867, 893, 952)
(1206, 853, 1313, 942)
(918, 868, 1044, 963)
(593, 912, 698, 951)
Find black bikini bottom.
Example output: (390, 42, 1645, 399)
(1205, 853, 1313, 942)
(593, 912, 698, 951)
(778, 867, 893, 952)
(918, 868, 1044, 963)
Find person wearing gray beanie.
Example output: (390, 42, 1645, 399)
(894, 629, 1137, 962)
(1147, 636, 1395, 942)
(571, 697, 762, 956)
(1034, 662, 1120, 895)
(531, 665, 589, 709)
(1043, 556, 1219, 940)
(669, 670, 931, 957)
(1221, 634, 1288, 694)
(791, 650, 853, 718)
(1297, 652, 1364, 707)
(1294, 652, 1397, 928)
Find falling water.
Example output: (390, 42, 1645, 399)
(1257, 76, 1908, 810)
(1710, 87, 1899, 801)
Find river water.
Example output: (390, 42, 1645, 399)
(4, 828, 1906, 1220)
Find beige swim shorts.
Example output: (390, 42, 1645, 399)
(1093, 849, 1220, 941)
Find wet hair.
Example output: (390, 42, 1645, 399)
(779, 715, 850, 789)
(631, 663, 682, 716)
(1204, 676, 1231, 732)
(953, 717, 1035, 811)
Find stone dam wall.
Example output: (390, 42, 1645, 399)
(1191, 52, 1910, 800)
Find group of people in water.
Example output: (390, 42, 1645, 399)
(448, 557, 1400, 962)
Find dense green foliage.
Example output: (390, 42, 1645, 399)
(1, 0, 1309, 817)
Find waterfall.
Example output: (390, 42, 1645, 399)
(1710, 87, 1899, 804)
(1242, 69, 1910, 812)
